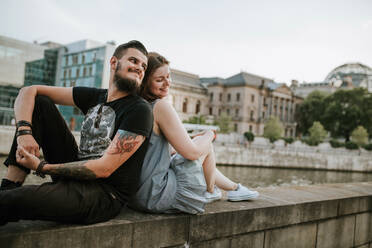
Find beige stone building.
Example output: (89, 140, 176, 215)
(166, 69, 302, 137)
(168, 69, 209, 121)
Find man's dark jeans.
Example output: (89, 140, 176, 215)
(0, 96, 122, 225)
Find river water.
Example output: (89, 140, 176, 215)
(0, 157, 371, 187)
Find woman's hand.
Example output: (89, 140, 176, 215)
(16, 146, 40, 170)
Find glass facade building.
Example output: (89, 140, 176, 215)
(56, 46, 108, 130)
(24, 49, 59, 86)
(0, 85, 19, 125)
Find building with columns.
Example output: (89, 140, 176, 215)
(201, 72, 302, 137)
(168, 69, 209, 121)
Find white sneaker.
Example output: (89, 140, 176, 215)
(227, 184, 259, 201)
(205, 186, 222, 203)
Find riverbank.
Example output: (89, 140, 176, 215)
(1, 125, 372, 172)
(1, 182, 371, 248)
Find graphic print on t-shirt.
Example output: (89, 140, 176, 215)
(78, 104, 116, 159)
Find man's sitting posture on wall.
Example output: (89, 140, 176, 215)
(0, 40, 153, 225)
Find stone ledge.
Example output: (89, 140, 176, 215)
(1, 182, 371, 248)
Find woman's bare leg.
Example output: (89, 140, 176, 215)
(215, 168, 238, 191)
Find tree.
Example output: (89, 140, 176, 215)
(308, 121, 327, 145)
(183, 115, 206, 125)
(295, 91, 328, 136)
(244, 131, 255, 142)
(322, 88, 370, 141)
(263, 116, 283, 143)
(216, 112, 232, 133)
(351, 126, 369, 146)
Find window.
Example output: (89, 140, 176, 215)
(218, 108, 221, 116)
(195, 100, 201, 114)
(83, 67, 87, 77)
(249, 125, 252, 132)
(63, 70, 66, 79)
(68, 69, 71, 78)
(93, 52, 96, 62)
(234, 123, 238, 132)
(236, 93, 240, 101)
(219, 93, 222, 101)
(63, 81, 66, 87)
(76, 68, 80, 78)
(227, 93, 231, 102)
(209, 107, 213, 115)
(82, 54, 85, 64)
(210, 93, 213, 101)
(251, 94, 255, 103)
(262, 112, 265, 118)
(72, 55, 78, 65)
(235, 109, 239, 116)
(65, 56, 68, 66)
(226, 109, 230, 115)
(182, 98, 188, 113)
(250, 110, 254, 121)
(70, 80, 76, 87)
(89, 66, 92, 76)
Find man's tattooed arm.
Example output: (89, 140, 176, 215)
(40, 130, 144, 180)
(106, 129, 143, 155)
(43, 160, 97, 180)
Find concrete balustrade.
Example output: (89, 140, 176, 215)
(1, 182, 371, 248)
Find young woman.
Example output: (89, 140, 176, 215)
(130, 52, 258, 214)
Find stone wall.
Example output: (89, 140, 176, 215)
(1, 182, 371, 248)
(2, 126, 372, 172)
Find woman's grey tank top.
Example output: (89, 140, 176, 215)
(130, 101, 177, 212)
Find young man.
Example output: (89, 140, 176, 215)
(0, 40, 153, 225)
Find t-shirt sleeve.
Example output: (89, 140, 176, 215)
(119, 101, 153, 137)
(73, 87, 105, 114)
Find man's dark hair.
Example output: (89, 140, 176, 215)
(113, 40, 148, 59)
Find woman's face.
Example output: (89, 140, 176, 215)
(149, 65, 171, 99)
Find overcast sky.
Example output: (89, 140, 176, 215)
(1, 0, 371, 83)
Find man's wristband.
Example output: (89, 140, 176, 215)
(16, 120, 32, 130)
(16, 129, 33, 138)
(33, 161, 47, 178)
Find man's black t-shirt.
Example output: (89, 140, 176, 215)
(73, 87, 153, 203)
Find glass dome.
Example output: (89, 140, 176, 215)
(325, 63, 372, 88)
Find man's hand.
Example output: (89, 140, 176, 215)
(16, 146, 40, 170)
(16, 132, 40, 157)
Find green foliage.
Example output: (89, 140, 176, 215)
(282, 137, 294, 144)
(244, 131, 255, 142)
(363, 143, 372, 151)
(264, 116, 283, 143)
(350, 126, 369, 146)
(302, 137, 318, 146)
(295, 91, 328, 136)
(323, 88, 372, 141)
(329, 139, 345, 148)
(216, 112, 232, 133)
(296, 88, 372, 141)
(183, 115, 206, 125)
(308, 121, 327, 145)
(345, 141, 359, 150)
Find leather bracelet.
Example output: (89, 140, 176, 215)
(33, 161, 47, 178)
(16, 120, 32, 130)
(16, 129, 33, 138)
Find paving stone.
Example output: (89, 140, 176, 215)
(316, 216, 355, 248)
(264, 223, 316, 248)
(355, 213, 372, 246)
(190, 238, 231, 248)
(230, 231, 264, 248)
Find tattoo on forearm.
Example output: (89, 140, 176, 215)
(44, 161, 97, 180)
(107, 130, 142, 155)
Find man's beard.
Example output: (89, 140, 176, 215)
(114, 62, 139, 94)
